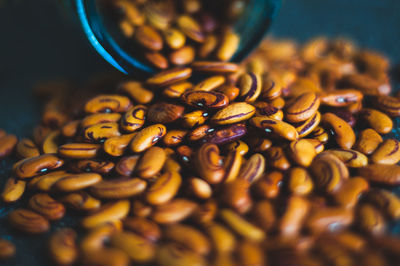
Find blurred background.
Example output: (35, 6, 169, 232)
(0, 0, 400, 265)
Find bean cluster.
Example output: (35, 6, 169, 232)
(1, 37, 400, 265)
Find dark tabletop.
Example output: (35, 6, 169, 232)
(1, 0, 400, 265)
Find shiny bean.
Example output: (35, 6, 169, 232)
(14, 154, 64, 179)
(130, 124, 167, 153)
(90, 177, 146, 199)
(195, 143, 225, 184)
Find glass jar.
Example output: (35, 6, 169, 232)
(74, 0, 281, 74)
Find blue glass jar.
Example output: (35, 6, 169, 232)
(74, 0, 281, 75)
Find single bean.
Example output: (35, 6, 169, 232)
(151, 198, 197, 224)
(288, 139, 317, 167)
(322, 112, 355, 149)
(81, 113, 121, 129)
(118, 81, 154, 104)
(371, 139, 400, 165)
(1, 177, 26, 203)
(81, 200, 130, 229)
(49, 228, 78, 266)
(60, 191, 101, 212)
(250, 116, 299, 141)
(358, 164, 400, 185)
(147, 67, 192, 87)
(54, 173, 102, 192)
(58, 143, 101, 159)
(285, 92, 320, 123)
(146, 171, 182, 205)
(195, 143, 225, 184)
(8, 208, 49, 234)
(130, 124, 167, 153)
(90, 177, 146, 199)
(14, 154, 64, 179)
(211, 102, 255, 125)
(28, 193, 65, 220)
(147, 102, 185, 124)
(16, 138, 40, 158)
(84, 95, 132, 114)
(332, 177, 369, 209)
(123, 217, 161, 242)
(354, 128, 383, 155)
(327, 148, 368, 168)
(110, 231, 155, 263)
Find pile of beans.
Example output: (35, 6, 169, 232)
(1, 37, 400, 266)
(102, 0, 243, 69)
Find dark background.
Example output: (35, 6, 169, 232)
(1, 0, 400, 265)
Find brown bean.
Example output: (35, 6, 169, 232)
(253, 171, 283, 199)
(310, 152, 349, 193)
(358, 164, 400, 185)
(90, 177, 146, 199)
(54, 173, 102, 192)
(223, 150, 242, 183)
(251, 200, 276, 232)
(254, 101, 284, 120)
(68, 159, 114, 174)
(247, 137, 272, 152)
(371, 139, 400, 165)
(188, 125, 210, 142)
(295, 111, 321, 138)
(219, 209, 265, 242)
(188, 177, 212, 199)
(195, 143, 225, 184)
(156, 243, 207, 266)
(217, 84, 240, 101)
(266, 146, 291, 171)
(217, 30, 240, 61)
(251, 116, 299, 141)
(285, 92, 320, 123)
(163, 82, 193, 100)
(123, 217, 161, 242)
(164, 224, 210, 255)
(224, 140, 249, 156)
(0, 134, 17, 159)
(60, 191, 101, 211)
(49, 228, 77, 266)
(147, 102, 185, 124)
(110, 231, 155, 263)
(322, 112, 355, 149)
(163, 129, 188, 146)
(354, 128, 383, 155)
(182, 110, 209, 128)
(356, 204, 386, 235)
(115, 155, 140, 176)
(204, 222, 236, 254)
(1, 177, 26, 203)
(81, 200, 130, 229)
(81, 113, 122, 129)
(146, 171, 182, 205)
(182, 90, 229, 109)
(84, 122, 120, 143)
(145, 52, 169, 69)
(177, 15, 205, 42)
(147, 67, 192, 87)
(134, 25, 163, 51)
(238, 153, 265, 183)
(0, 238, 15, 260)
(8, 208, 49, 234)
(28, 193, 65, 220)
(31, 170, 70, 192)
(170, 45, 196, 65)
(136, 147, 166, 178)
(363, 188, 400, 219)
(80, 222, 122, 252)
(327, 148, 368, 167)
(211, 102, 255, 125)
(14, 154, 64, 178)
(288, 139, 317, 167)
(288, 167, 314, 196)
(310, 126, 329, 143)
(359, 108, 393, 134)
(332, 177, 369, 209)
(305, 207, 354, 234)
(192, 61, 239, 74)
(104, 133, 136, 157)
(16, 138, 40, 158)
(151, 198, 197, 224)
(130, 124, 167, 153)
(85, 95, 132, 114)
(163, 28, 186, 49)
(319, 89, 363, 107)
(221, 178, 251, 214)
(375, 95, 400, 117)
(279, 196, 310, 237)
(203, 123, 247, 145)
(58, 143, 101, 159)
(193, 75, 225, 92)
(238, 72, 262, 103)
(118, 81, 154, 104)
(41, 130, 60, 154)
